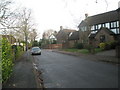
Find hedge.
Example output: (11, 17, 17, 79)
(2, 38, 14, 82)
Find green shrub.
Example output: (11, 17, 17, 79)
(99, 43, 106, 50)
(108, 41, 117, 49)
(99, 41, 117, 50)
(75, 43, 83, 49)
(16, 46, 23, 58)
(2, 38, 14, 82)
(104, 43, 111, 50)
(85, 44, 95, 54)
(12, 45, 24, 60)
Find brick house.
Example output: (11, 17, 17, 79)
(56, 26, 76, 48)
(49, 34, 57, 44)
(89, 27, 115, 47)
(68, 31, 79, 48)
(78, 9, 120, 47)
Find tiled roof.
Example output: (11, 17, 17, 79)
(56, 29, 76, 38)
(78, 9, 118, 27)
(68, 31, 79, 40)
(63, 29, 76, 35)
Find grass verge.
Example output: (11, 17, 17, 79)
(62, 48, 102, 54)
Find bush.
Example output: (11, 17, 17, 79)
(16, 46, 24, 58)
(75, 43, 83, 49)
(12, 45, 24, 60)
(108, 41, 117, 49)
(2, 38, 14, 82)
(99, 43, 106, 50)
(99, 41, 117, 50)
(86, 44, 95, 54)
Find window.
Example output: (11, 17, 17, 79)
(80, 27, 84, 31)
(101, 23, 106, 27)
(113, 22, 117, 27)
(110, 22, 114, 28)
(117, 21, 119, 27)
(105, 23, 110, 29)
(111, 29, 117, 34)
(84, 26, 87, 31)
(91, 25, 95, 30)
(80, 26, 87, 32)
(100, 35, 106, 43)
(98, 24, 101, 29)
(110, 21, 117, 28)
(116, 28, 120, 34)
(95, 25, 98, 30)
(91, 30, 97, 34)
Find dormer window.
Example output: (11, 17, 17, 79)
(69, 32, 73, 37)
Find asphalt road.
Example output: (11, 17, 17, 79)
(32, 49, 118, 88)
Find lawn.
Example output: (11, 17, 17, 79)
(62, 48, 102, 54)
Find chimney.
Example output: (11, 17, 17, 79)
(85, 13, 88, 19)
(60, 26, 63, 30)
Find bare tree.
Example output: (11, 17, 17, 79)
(0, 0, 19, 35)
(14, 8, 34, 51)
(29, 29, 38, 42)
(0, 0, 38, 51)
(0, 0, 12, 25)
(42, 29, 56, 39)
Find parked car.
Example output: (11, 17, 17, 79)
(31, 47, 41, 55)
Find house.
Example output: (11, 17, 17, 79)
(49, 34, 57, 44)
(89, 27, 115, 47)
(56, 26, 76, 44)
(2, 35, 16, 44)
(78, 9, 120, 47)
(68, 31, 79, 48)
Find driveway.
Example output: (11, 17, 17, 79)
(32, 49, 118, 88)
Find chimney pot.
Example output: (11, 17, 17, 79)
(60, 26, 63, 30)
(85, 13, 88, 19)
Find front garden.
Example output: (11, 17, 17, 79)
(62, 41, 118, 54)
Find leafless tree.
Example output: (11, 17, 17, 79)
(0, 0, 12, 25)
(42, 29, 57, 39)
(29, 29, 38, 43)
(0, 0, 19, 35)
(14, 8, 35, 51)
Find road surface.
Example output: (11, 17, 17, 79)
(31, 49, 118, 88)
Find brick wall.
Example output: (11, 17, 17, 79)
(44, 44, 62, 49)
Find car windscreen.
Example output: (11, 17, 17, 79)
(32, 47, 40, 51)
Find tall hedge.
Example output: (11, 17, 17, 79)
(2, 38, 14, 82)
(0, 36, 2, 83)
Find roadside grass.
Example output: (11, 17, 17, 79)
(94, 48, 102, 53)
(62, 48, 102, 54)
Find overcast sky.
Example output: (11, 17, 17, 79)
(13, 0, 120, 39)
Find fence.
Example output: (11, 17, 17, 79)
(43, 44, 62, 49)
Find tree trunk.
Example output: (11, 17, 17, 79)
(116, 46, 120, 58)
(25, 33, 28, 51)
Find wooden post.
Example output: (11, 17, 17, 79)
(116, 46, 120, 58)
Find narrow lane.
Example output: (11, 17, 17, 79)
(32, 50, 118, 88)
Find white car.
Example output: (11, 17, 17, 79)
(31, 47, 41, 55)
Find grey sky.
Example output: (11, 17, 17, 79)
(13, 0, 120, 39)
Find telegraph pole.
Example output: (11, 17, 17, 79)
(116, 1, 120, 58)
